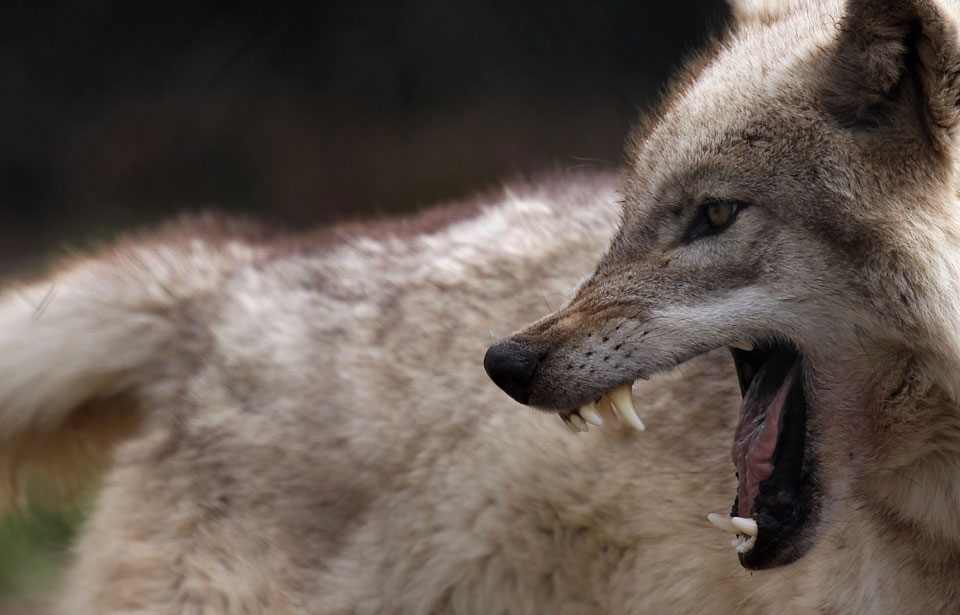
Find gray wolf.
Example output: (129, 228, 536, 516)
(2, 0, 960, 613)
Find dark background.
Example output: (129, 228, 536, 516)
(0, 0, 728, 274)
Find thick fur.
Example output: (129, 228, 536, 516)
(3, 0, 960, 613)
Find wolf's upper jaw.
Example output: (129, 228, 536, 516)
(557, 338, 751, 433)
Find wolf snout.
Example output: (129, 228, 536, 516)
(484, 339, 541, 404)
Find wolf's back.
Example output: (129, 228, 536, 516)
(0, 173, 621, 512)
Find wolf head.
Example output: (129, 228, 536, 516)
(486, 0, 960, 570)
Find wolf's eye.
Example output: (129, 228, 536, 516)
(707, 202, 734, 228)
(682, 200, 744, 243)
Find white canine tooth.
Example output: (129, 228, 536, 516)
(731, 340, 754, 351)
(737, 535, 757, 553)
(570, 414, 589, 432)
(608, 384, 645, 431)
(731, 517, 758, 537)
(707, 513, 738, 534)
(579, 402, 604, 426)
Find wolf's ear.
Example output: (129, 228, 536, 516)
(726, 0, 798, 24)
(825, 0, 960, 154)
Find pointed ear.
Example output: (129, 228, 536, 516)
(726, 0, 799, 24)
(824, 0, 960, 154)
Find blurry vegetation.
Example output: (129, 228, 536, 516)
(0, 488, 87, 611)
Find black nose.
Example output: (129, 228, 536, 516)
(483, 339, 540, 404)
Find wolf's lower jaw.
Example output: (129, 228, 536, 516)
(556, 338, 810, 566)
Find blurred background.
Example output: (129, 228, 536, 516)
(0, 0, 726, 609)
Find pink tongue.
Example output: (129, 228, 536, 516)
(731, 360, 798, 518)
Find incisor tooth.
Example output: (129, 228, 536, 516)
(737, 535, 757, 553)
(596, 397, 619, 426)
(707, 513, 738, 534)
(560, 417, 580, 434)
(579, 402, 604, 426)
(731, 516, 758, 536)
(608, 384, 645, 431)
(731, 340, 754, 351)
(570, 414, 589, 432)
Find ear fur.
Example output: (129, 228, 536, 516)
(825, 0, 960, 154)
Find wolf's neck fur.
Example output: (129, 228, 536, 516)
(859, 342, 960, 552)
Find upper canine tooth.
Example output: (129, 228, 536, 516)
(731, 340, 754, 351)
(608, 384, 645, 431)
(730, 516, 758, 536)
(707, 513, 738, 534)
(578, 402, 604, 426)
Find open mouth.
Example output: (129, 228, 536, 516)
(555, 339, 818, 570)
(716, 340, 816, 569)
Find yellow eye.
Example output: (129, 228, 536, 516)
(707, 202, 734, 228)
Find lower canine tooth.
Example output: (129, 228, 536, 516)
(707, 513, 738, 534)
(730, 516, 758, 537)
(579, 403, 604, 426)
(608, 384, 645, 431)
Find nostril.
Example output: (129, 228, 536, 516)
(483, 339, 541, 405)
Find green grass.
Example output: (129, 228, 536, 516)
(0, 491, 86, 607)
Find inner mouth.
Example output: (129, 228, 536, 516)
(727, 340, 813, 569)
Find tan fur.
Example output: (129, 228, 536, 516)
(2, 0, 960, 612)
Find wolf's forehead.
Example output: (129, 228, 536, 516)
(633, 3, 842, 190)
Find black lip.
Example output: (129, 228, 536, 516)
(729, 342, 819, 570)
